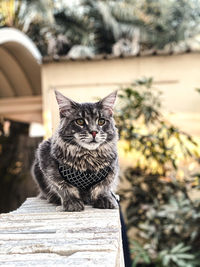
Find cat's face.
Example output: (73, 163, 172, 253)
(55, 91, 117, 150)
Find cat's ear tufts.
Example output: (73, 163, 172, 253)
(99, 90, 118, 115)
(54, 90, 77, 117)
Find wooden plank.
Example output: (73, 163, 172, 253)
(0, 96, 42, 123)
(0, 96, 42, 113)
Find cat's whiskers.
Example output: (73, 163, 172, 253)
(79, 134, 87, 138)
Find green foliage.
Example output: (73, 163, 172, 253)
(158, 243, 198, 267)
(2, 0, 200, 55)
(26, 22, 49, 56)
(83, 0, 118, 54)
(131, 240, 151, 267)
(111, 0, 200, 50)
(83, 0, 136, 54)
(120, 170, 200, 266)
(131, 241, 199, 267)
(53, 8, 92, 47)
(0, 0, 54, 30)
(115, 77, 198, 175)
(116, 78, 200, 266)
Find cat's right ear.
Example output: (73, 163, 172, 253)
(55, 90, 78, 117)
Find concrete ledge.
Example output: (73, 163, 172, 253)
(0, 198, 124, 266)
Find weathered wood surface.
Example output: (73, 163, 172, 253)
(0, 197, 124, 266)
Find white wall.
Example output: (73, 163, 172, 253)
(42, 53, 200, 137)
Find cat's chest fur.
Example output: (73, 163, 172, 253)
(51, 134, 117, 172)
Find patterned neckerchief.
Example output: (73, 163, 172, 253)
(58, 164, 112, 191)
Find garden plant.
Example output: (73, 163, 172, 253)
(116, 78, 200, 267)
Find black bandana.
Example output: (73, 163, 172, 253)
(58, 164, 112, 191)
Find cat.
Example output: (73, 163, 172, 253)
(32, 90, 119, 212)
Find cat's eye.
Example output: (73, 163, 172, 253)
(98, 118, 105, 126)
(76, 119, 85, 126)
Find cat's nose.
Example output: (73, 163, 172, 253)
(90, 131, 98, 138)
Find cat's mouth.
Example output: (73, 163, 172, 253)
(90, 140, 97, 143)
(75, 137, 102, 150)
(74, 133, 106, 150)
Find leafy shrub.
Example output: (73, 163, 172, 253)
(119, 168, 200, 266)
(116, 78, 200, 266)
(115, 77, 198, 175)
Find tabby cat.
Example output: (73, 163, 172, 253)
(32, 90, 119, 211)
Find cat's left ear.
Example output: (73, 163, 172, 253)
(99, 90, 118, 115)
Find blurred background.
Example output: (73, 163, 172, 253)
(1, 0, 200, 266)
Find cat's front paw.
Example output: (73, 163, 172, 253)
(62, 198, 84, 212)
(93, 195, 118, 209)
